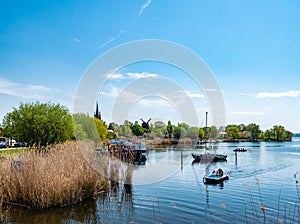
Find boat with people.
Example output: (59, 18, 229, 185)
(233, 148, 247, 152)
(203, 168, 229, 184)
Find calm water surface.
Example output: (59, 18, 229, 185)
(6, 138, 300, 223)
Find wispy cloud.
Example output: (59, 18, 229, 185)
(100, 0, 152, 48)
(138, 0, 152, 17)
(233, 111, 264, 115)
(105, 72, 158, 80)
(72, 38, 80, 44)
(100, 29, 125, 48)
(256, 90, 300, 98)
(180, 90, 205, 98)
(0, 78, 56, 99)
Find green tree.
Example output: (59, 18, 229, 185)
(152, 121, 166, 137)
(115, 120, 132, 137)
(2, 102, 73, 147)
(95, 118, 108, 140)
(166, 120, 173, 138)
(108, 122, 118, 131)
(199, 128, 205, 141)
(173, 123, 187, 140)
(226, 125, 241, 139)
(130, 121, 144, 137)
(210, 125, 219, 140)
(73, 113, 100, 142)
(186, 127, 199, 139)
(247, 123, 261, 140)
(264, 125, 292, 142)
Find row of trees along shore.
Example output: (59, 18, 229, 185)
(0, 102, 293, 148)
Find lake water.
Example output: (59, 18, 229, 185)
(5, 138, 300, 223)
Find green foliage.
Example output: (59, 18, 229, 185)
(115, 120, 132, 137)
(186, 127, 199, 139)
(226, 125, 241, 139)
(173, 123, 188, 140)
(73, 113, 102, 142)
(209, 125, 219, 139)
(264, 125, 293, 142)
(95, 118, 108, 140)
(246, 123, 261, 139)
(108, 122, 118, 131)
(130, 121, 144, 137)
(2, 102, 73, 147)
(199, 128, 205, 140)
(166, 120, 173, 138)
(151, 121, 166, 137)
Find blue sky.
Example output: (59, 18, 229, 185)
(1, 0, 300, 132)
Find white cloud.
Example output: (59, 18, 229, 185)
(256, 90, 300, 98)
(126, 72, 158, 79)
(138, 0, 152, 17)
(105, 73, 125, 80)
(0, 78, 56, 99)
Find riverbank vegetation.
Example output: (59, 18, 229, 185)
(0, 141, 107, 211)
(0, 102, 294, 148)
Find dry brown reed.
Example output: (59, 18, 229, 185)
(0, 140, 108, 211)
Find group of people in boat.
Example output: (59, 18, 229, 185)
(233, 147, 247, 152)
(212, 168, 224, 176)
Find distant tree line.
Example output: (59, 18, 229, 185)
(0, 102, 293, 147)
(108, 121, 293, 142)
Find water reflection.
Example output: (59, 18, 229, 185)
(4, 197, 98, 223)
(4, 182, 134, 224)
(4, 140, 300, 223)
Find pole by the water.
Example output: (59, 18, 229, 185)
(205, 112, 208, 151)
(181, 150, 183, 170)
(235, 151, 237, 166)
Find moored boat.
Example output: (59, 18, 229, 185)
(192, 152, 227, 162)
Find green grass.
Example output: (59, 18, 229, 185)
(0, 147, 31, 157)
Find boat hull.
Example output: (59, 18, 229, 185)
(203, 174, 229, 184)
(192, 153, 227, 162)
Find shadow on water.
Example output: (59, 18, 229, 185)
(3, 183, 134, 224)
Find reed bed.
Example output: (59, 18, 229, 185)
(0, 141, 108, 211)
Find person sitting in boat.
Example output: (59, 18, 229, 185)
(216, 168, 223, 176)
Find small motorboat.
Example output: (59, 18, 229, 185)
(233, 148, 247, 152)
(203, 173, 229, 185)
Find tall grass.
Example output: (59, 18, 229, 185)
(0, 141, 108, 212)
(242, 175, 299, 224)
